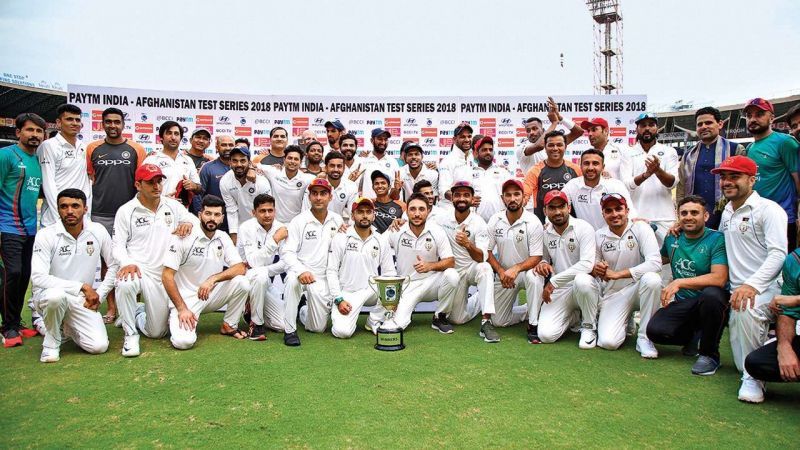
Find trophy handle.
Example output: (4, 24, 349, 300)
(402, 276, 411, 291)
(368, 276, 378, 295)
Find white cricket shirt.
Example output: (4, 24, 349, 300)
(37, 133, 92, 226)
(281, 209, 344, 277)
(219, 171, 271, 234)
(326, 227, 397, 298)
(487, 210, 544, 269)
(542, 218, 596, 288)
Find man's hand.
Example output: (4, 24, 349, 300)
(472, 195, 482, 208)
(661, 280, 682, 307)
(197, 278, 216, 300)
(393, 171, 403, 191)
(245, 167, 257, 183)
(348, 164, 364, 182)
(546, 97, 560, 123)
(117, 264, 141, 281)
(454, 224, 471, 248)
(298, 271, 316, 285)
(542, 282, 555, 304)
(273, 226, 288, 243)
(774, 295, 800, 308)
(603, 269, 622, 281)
(730, 284, 759, 311)
(644, 155, 661, 177)
(591, 261, 608, 279)
(500, 266, 520, 289)
(424, 161, 438, 170)
(177, 307, 197, 330)
(668, 220, 681, 237)
(81, 283, 100, 310)
(338, 300, 352, 315)
(533, 261, 554, 277)
(778, 344, 800, 382)
(388, 218, 406, 232)
(181, 176, 198, 191)
(414, 256, 432, 274)
(173, 222, 193, 237)
(357, 150, 369, 158)
(338, 223, 350, 233)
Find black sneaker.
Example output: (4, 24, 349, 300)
(682, 330, 701, 357)
(284, 331, 301, 346)
(691, 355, 721, 376)
(527, 324, 541, 344)
(249, 324, 267, 341)
(431, 313, 454, 334)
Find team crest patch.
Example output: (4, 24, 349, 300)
(626, 235, 635, 249)
(86, 241, 95, 256)
(121, 150, 131, 159)
(372, 245, 379, 258)
(216, 245, 223, 258)
(568, 238, 576, 252)
(425, 237, 433, 251)
(164, 211, 173, 225)
(516, 229, 524, 242)
(296, 181, 302, 187)
(739, 217, 750, 233)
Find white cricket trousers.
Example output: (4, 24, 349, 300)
(33, 288, 108, 354)
(247, 267, 285, 331)
(283, 271, 331, 334)
(116, 274, 170, 338)
(535, 273, 598, 343)
(446, 262, 496, 325)
(492, 271, 535, 327)
(589, 272, 661, 350)
(392, 269, 459, 330)
(169, 275, 249, 350)
(330, 288, 387, 339)
(729, 284, 778, 376)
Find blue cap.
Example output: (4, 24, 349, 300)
(324, 119, 345, 131)
(371, 128, 391, 139)
(230, 146, 250, 159)
(634, 113, 658, 124)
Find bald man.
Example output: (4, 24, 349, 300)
(199, 135, 234, 231)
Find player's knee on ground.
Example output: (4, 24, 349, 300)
(331, 321, 356, 339)
(538, 322, 562, 344)
(82, 336, 110, 354)
(171, 334, 197, 350)
(597, 329, 624, 350)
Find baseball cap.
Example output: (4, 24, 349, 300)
(580, 118, 609, 130)
(634, 113, 658, 125)
(370, 170, 391, 183)
(324, 119, 345, 131)
(307, 178, 332, 193)
(135, 163, 165, 182)
(371, 128, 391, 139)
(543, 190, 569, 206)
(351, 196, 375, 213)
(473, 136, 494, 150)
(743, 97, 774, 114)
(402, 141, 423, 154)
(191, 128, 211, 138)
(501, 179, 524, 192)
(600, 192, 627, 208)
(710, 155, 758, 176)
(451, 180, 475, 193)
(453, 122, 474, 137)
(230, 146, 251, 159)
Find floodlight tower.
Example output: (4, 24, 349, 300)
(586, 0, 623, 94)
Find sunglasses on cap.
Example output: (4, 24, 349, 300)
(601, 193, 626, 203)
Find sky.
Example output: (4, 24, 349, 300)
(1, 0, 798, 111)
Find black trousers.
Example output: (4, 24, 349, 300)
(745, 336, 800, 383)
(789, 221, 798, 253)
(646, 286, 729, 360)
(1, 233, 35, 331)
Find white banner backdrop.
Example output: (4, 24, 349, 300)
(68, 85, 647, 177)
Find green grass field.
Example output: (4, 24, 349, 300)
(1, 310, 799, 449)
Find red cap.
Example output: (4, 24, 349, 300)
(451, 180, 475, 193)
(743, 97, 774, 114)
(351, 196, 375, 213)
(543, 190, 569, 206)
(580, 118, 609, 130)
(473, 136, 494, 151)
(307, 178, 332, 193)
(600, 192, 627, 208)
(501, 178, 524, 192)
(135, 163, 165, 182)
(710, 155, 758, 176)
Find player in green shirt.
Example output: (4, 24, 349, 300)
(744, 249, 800, 387)
(647, 195, 729, 375)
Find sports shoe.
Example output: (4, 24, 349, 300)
(122, 334, 140, 357)
(34, 318, 47, 337)
(249, 324, 267, 341)
(738, 377, 765, 403)
(479, 321, 500, 343)
(691, 355, 720, 376)
(2, 329, 23, 348)
(431, 313, 454, 334)
(284, 331, 301, 346)
(20, 325, 40, 338)
(579, 328, 597, 349)
(636, 337, 658, 359)
(527, 324, 541, 344)
(40, 347, 60, 363)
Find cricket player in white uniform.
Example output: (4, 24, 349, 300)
(37, 104, 92, 227)
(580, 118, 625, 180)
(114, 164, 197, 357)
(31, 189, 115, 362)
(219, 146, 271, 242)
(383, 193, 459, 332)
(355, 128, 401, 200)
(399, 143, 439, 202)
(438, 122, 474, 210)
(531, 190, 598, 347)
(281, 178, 344, 346)
(162, 195, 250, 349)
(487, 180, 543, 340)
(588, 193, 663, 357)
(327, 197, 397, 338)
(561, 149, 636, 230)
(455, 136, 512, 222)
(302, 151, 358, 222)
(712, 156, 787, 403)
(435, 181, 497, 341)
(237, 194, 288, 340)
(259, 145, 316, 224)
(142, 121, 201, 200)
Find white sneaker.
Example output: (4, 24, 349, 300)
(636, 337, 658, 359)
(39, 347, 60, 363)
(122, 334, 140, 357)
(738, 378, 765, 403)
(579, 329, 597, 349)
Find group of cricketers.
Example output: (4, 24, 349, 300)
(3, 97, 800, 406)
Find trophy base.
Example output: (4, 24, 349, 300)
(375, 327, 405, 351)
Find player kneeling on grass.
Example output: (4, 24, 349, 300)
(646, 195, 729, 376)
(435, 181, 498, 341)
(327, 197, 397, 338)
(162, 195, 250, 349)
(531, 191, 597, 348)
(31, 189, 116, 363)
(589, 193, 662, 357)
(237, 194, 288, 341)
(383, 193, 458, 333)
(486, 179, 544, 341)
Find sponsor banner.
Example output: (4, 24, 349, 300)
(68, 85, 646, 175)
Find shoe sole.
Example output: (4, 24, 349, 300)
(579, 343, 597, 349)
(738, 395, 764, 404)
(3, 338, 23, 348)
(692, 368, 719, 376)
(122, 352, 140, 357)
(431, 324, 454, 334)
(40, 357, 59, 363)
(479, 332, 500, 343)
(249, 335, 267, 341)
(284, 342, 301, 346)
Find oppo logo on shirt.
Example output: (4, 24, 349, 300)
(96, 160, 131, 166)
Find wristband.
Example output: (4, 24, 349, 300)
(334, 296, 343, 306)
(560, 118, 575, 129)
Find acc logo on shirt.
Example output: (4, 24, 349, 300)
(577, 194, 589, 203)
(547, 239, 558, 250)
(305, 230, 318, 240)
(401, 238, 413, 248)
(135, 217, 151, 227)
(346, 242, 359, 252)
(602, 241, 617, 252)
(58, 245, 72, 256)
(191, 247, 205, 257)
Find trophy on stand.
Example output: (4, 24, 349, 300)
(369, 275, 410, 351)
